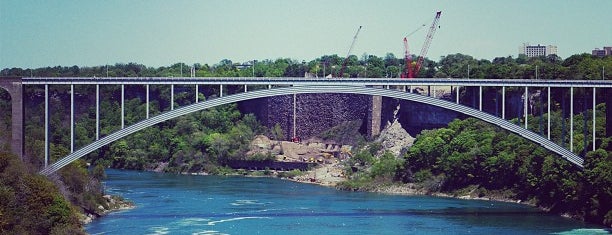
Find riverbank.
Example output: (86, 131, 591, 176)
(285, 163, 528, 204)
(80, 194, 135, 224)
(281, 163, 606, 225)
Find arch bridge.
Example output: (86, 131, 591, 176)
(1, 77, 611, 175)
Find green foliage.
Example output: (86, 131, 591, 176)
(412, 169, 433, 183)
(0, 152, 84, 234)
(352, 149, 374, 166)
(401, 116, 612, 227)
(277, 169, 304, 178)
(250, 152, 275, 162)
(369, 151, 403, 179)
(270, 123, 284, 140)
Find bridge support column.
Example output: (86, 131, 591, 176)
(502, 86, 505, 119)
(146, 84, 149, 119)
(195, 84, 199, 103)
(70, 84, 74, 152)
(570, 87, 573, 152)
(171, 84, 174, 110)
(524, 86, 528, 129)
(0, 78, 24, 160)
(607, 88, 612, 138)
(433, 86, 436, 98)
(456, 86, 459, 104)
(593, 87, 596, 151)
(368, 95, 382, 137)
(548, 87, 551, 140)
(121, 84, 125, 129)
(45, 84, 48, 166)
(96, 84, 99, 140)
(220, 85, 223, 97)
(479, 86, 482, 111)
(244, 84, 248, 93)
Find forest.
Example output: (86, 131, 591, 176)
(1, 52, 611, 231)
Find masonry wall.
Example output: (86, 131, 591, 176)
(239, 94, 370, 140)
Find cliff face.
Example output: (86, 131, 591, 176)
(239, 94, 370, 140)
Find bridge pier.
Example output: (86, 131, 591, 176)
(71, 84, 74, 152)
(607, 88, 612, 139)
(479, 86, 482, 111)
(570, 87, 573, 152)
(45, 84, 48, 166)
(146, 84, 149, 119)
(592, 87, 596, 151)
(96, 84, 100, 140)
(548, 87, 551, 140)
(524, 87, 528, 129)
(170, 84, 174, 110)
(0, 78, 24, 160)
(455, 86, 459, 104)
(368, 95, 382, 137)
(502, 86, 506, 119)
(121, 84, 125, 129)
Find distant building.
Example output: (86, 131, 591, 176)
(592, 47, 612, 57)
(519, 43, 558, 57)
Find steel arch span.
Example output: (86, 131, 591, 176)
(39, 85, 583, 175)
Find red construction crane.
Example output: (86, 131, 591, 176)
(413, 11, 442, 77)
(401, 37, 413, 78)
(338, 26, 362, 78)
(401, 24, 425, 78)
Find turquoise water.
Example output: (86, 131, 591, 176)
(86, 169, 608, 235)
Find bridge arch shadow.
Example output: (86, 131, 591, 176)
(40, 85, 583, 175)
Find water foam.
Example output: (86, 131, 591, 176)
(553, 228, 611, 235)
(192, 230, 229, 235)
(147, 226, 170, 235)
(206, 217, 270, 226)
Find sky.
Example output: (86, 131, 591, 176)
(1, 0, 611, 69)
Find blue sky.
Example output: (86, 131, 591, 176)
(1, 0, 610, 68)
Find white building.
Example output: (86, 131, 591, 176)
(519, 43, 558, 57)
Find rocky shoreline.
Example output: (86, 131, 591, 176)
(80, 194, 135, 225)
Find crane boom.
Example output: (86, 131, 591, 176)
(414, 11, 441, 77)
(339, 26, 362, 78)
(401, 24, 425, 78)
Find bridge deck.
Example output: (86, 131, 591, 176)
(21, 77, 612, 88)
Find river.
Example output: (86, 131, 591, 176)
(86, 169, 608, 235)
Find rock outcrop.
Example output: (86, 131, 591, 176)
(376, 104, 415, 157)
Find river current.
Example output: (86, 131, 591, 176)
(86, 169, 607, 235)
